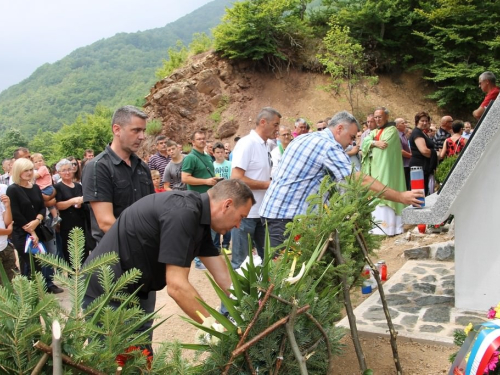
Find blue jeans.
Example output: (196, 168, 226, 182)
(230, 218, 265, 269)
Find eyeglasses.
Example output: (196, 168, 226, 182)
(267, 152, 273, 168)
(60, 170, 72, 174)
(280, 133, 292, 137)
(317, 127, 326, 131)
(71, 162, 78, 166)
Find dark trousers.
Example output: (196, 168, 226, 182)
(213, 231, 231, 249)
(12, 231, 55, 288)
(261, 218, 293, 250)
(404, 166, 411, 191)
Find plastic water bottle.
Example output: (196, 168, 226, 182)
(410, 166, 425, 207)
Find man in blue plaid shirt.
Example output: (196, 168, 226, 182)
(259, 111, 423, 248)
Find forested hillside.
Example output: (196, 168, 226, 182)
(0, 0, 232, 136)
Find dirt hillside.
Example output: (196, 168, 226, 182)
(141, 52, 443, 153)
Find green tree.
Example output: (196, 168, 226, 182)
(28, 130, 57, 164)
(0, 129, 29, 161)
(155, 41, 189, 80)
(189, 32, 213, 54)
(318, 22, 377, 114)
(28, 105, 113, 165)
(325, 0, 429, 71)
(413, 0, 500, 112)
(53, 105, 113, 161)
(213, 0, 314, 70)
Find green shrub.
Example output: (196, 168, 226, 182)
(0, 228, 191, 374)
(435, 155, 458, 183)
(210, 95, 230, 125)
(213, 0, 314, 69)
(146, 119, 163, 136)
(189, 32, 213, 55)
(155, 41, 189, 80)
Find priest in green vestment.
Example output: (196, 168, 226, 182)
(361, 107, 407, 235)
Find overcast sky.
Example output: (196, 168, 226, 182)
(0, 0, 213, 93)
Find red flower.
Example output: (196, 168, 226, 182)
(294, 234, 301, 242)
(115, 346, 153, 368)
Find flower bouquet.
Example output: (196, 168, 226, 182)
(450, 303, 500, 374)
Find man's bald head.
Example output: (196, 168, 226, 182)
(440, 116, 453, 131)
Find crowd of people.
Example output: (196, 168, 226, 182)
(0, 71, 497, 342)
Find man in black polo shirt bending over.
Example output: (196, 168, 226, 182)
(83, 179, 255, 324)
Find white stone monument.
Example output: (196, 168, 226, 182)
(402, 98, 500, 311)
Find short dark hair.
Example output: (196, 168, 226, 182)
(166, 140, 177, 148)
(13, 147, 29, 159)
(256, 107, 282, 126)
(452, 120, 464, 134)
(112, 105, 148, 128)
(414, 111, 431, 127)
(155, 135, 167, 144)
(191, 130, 206, 141)
(213, 142, 225, 151)
(208, 179, 256, 208)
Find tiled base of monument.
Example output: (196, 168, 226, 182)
(336, 260, 488, 345)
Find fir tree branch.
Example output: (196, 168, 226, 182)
(33, 341, 106, 375)
(31, 353, 50, 375)
(244, 351, 257, 375)
(272, 335, 287, 375)
(222, 284, 275, 375)
(304, 312, 335, 374)
(231, 305, 310, 358)
(285, 304, 308, 375)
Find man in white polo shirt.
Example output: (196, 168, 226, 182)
(230, 107, 281, 269)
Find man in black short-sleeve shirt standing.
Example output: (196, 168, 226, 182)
(82, 105, 154, 243)
(84, 179, 255, 324)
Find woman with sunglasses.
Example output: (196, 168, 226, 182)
(66, 156, 82, 183)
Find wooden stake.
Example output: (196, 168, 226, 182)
(354, 229, 403, 375)
(330, 230, 367, 372)
(52, 320, 63, 375)
(31, 354, 50, 375)
(222, 284, 275, 374)
(285, 304, 308, 375)
(33, 341, 106, 375)
(231, 305, 309, 358)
